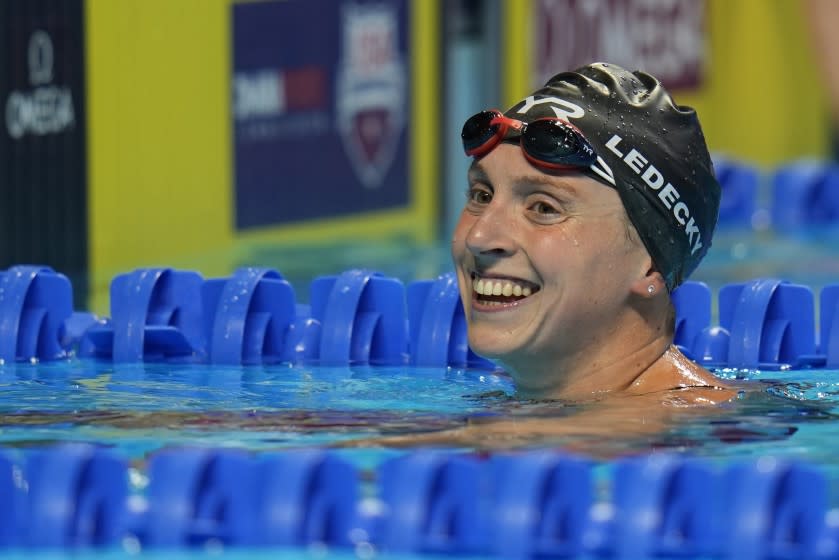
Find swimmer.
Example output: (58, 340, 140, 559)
(350, 62, 737, 449)
(454, 61, 732, 404)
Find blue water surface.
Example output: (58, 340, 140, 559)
(1, 360, 839, 559)
(1, 359, 838, 468)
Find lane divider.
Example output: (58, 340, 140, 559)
(0, 444, 834, 558)
(5, 265, 839, 371)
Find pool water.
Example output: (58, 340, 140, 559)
(4, 230, 839, 557)
(0, 361, 509, 458)
(2, 360, 839, 474)
(1, 359, 839, 558)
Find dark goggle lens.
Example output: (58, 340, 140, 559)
(522, 119, 597, 167)
(461, 110, 501, 152)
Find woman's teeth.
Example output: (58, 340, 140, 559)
(472, 277, 534, 298)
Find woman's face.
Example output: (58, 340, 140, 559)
(452, 143, 650, 380)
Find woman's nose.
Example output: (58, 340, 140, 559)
(464, 203, 517, 258)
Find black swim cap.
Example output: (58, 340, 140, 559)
(502, 62, 720, 290)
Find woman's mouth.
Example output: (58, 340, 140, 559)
(470, 274, 541, 307)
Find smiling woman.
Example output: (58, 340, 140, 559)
(345, 63, 735, 452)
(457, 151, 669, 399)
(452, 62, 731, 404)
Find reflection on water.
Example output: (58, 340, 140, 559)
(1, 360, 838, 479)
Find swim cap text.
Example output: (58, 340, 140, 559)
(605, 134, 703, 255)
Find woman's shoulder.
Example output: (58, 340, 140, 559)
(624, 345, 737, 405)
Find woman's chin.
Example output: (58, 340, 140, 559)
(467, 330, 532, 361)
(466, 341, 508, 361)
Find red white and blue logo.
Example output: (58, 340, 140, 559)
(232, 0, 410, 230)
(335, 3, 406, 189)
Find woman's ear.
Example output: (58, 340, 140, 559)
(630, 265, 665, 298)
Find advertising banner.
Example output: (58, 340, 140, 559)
(232, 0, 410, 230)
(0, 0, 88, 305)
(535, 0, 705, 90)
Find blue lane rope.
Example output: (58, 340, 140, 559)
(0, 444, 834, 558)
(3, 265, 839, 370)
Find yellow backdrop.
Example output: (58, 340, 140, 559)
(85, 0, 828, 313)
(85, 0, 439, 313)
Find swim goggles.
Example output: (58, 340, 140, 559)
(461, 109, 597, 170)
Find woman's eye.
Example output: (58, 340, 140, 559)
(468, 187, 492, 205)
(530, 201, 559, 215)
